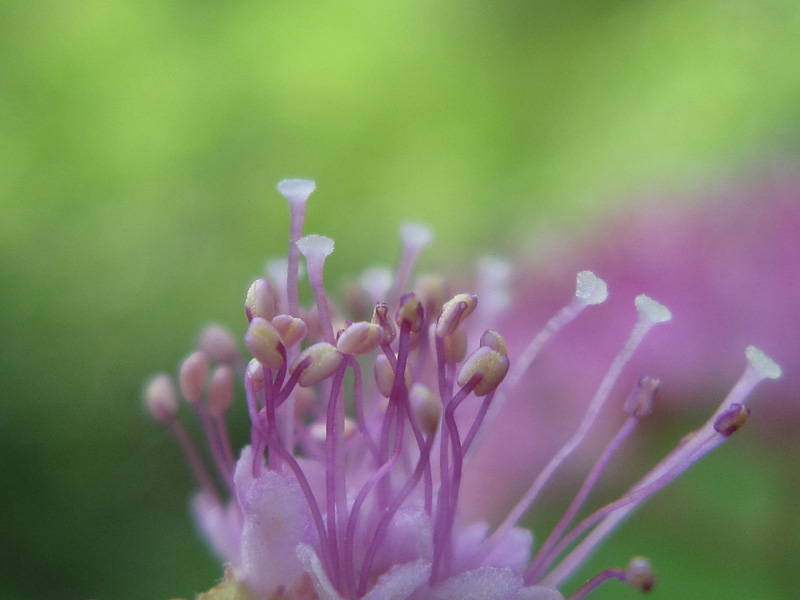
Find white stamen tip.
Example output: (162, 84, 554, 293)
(635, 294, 672, 324)
(360, 267, 394, 302)
(277, 178, 316, 205)
(399, 223, 433, 249)
(745, 345, 782, 379)
(575, 271, 608, 305)
(297, 234, 335, 259)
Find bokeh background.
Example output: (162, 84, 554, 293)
(2, 1, 799, 599)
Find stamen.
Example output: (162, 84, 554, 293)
(297, 234, 336, 345)
(490, 293, 670, 548)
(542, 346, 781, 588)
(336, 321, 384, 355)
(475, 256, 512, 330)
(436, 293, 478, 337)
(277, 178, 315, 316)
(145, 373, 220, 500)
(179, 350, 209, 404)
(374, 353, 401, 398)
(456, 344, 509, 397)
(207, 365, 236, 471)
(144, 374, 179, 423)
(468, 272, 608, 459)
(360, 267, 394, 304)
(414, 274, 450, 320)
(290, 342, 344, 387)
(244, 318, 287, 370)
(197, 324, 240, 366)
(245, 278, 277, 322)
(393, 223, 433, 302)
(265, 259, 292, 315)
(527, 378, 656, 582)
(566, 567, 626, 600)
(713, 403, 750, 437)
(271, 314, 308, 348)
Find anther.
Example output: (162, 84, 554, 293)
(245, 359, 266, 392)
(144, 374, 179, 422)
(246, 278, 277, 322)
(371, 303, 396, 343)
(336, 321, 384, 355)
(414, 274, 450, 319)
(625, 556, 657, 592)
(244, 318, 286, 370)
(207, 366, 234, 418)
(179, 351, 209, 403)
(479, 329, 508, 356)
(374, 353, 412, 398)
(197, 324, 240, 365)
(310, 418, 358, 443)
(290, 343, 344, 387)
(574, 271, 609, 305)
(713, 403, 750, 437)
(271, 314, 308, 348)
(395, 293, 425, 332)
(410, 383, 440, 436)
(457, 344, 510, 397)
(436, 293, 478, 338)
(441, 328, 467, 363)
(624, 376, 660, 418)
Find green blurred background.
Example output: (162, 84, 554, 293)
(2, 1, 799, 599)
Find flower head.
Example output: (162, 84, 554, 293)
(146, 179, 781, 600)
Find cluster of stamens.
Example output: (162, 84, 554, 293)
(145, 179, 782, 600)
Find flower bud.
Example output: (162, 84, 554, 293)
(144, 374, 178, 422)
(374, 353, 413, 398)
(457, 346, 509, 397)
(395, 293, 425, 332)
(197, 324, 240, 365)
(436, 293, 478, 337)
(207, 366, 234, 418)
(410, 383, 440, 436)
(336, 321, 384, 355)
(245, 278, 277, 322)
(291, 343, 344, 387)
(271, 314, 308, 348)
(244, 318, 286, 370)
(179, 351, 209, 403)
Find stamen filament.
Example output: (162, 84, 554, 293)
(527, 415, 639, 581)
(490, 307, 663, 547)
(566, 568, 626, 600)
(166, 418, 220, 502)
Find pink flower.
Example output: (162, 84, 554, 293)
(145, 179, 782, 600)
(465, 172, 799, 520)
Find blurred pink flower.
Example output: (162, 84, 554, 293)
(465, 171, 800, 522)
(145, 178, 783, 600)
